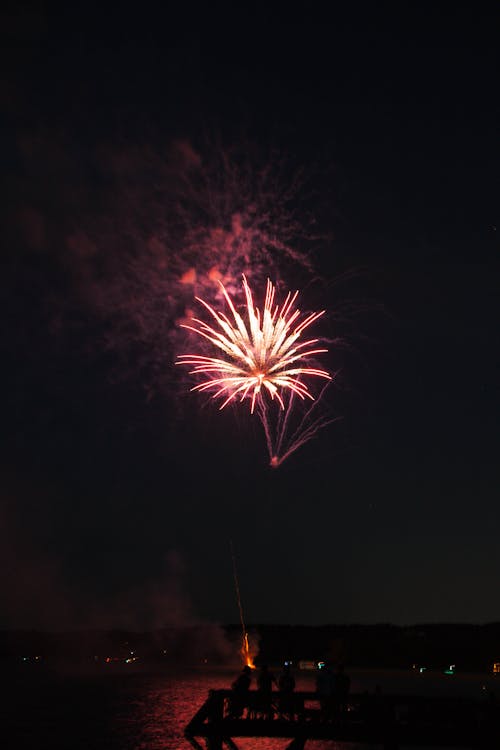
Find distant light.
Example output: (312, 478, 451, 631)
(317, 661, 326, 670)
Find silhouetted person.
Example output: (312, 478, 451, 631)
(229, 665, 252, 718)
(316, 662, 335, 721)
(333, 664, 350, 716)
(256, 664, 277, 719)
(278, 663, 296, 719)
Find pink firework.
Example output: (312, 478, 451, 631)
(176, 276, 331, 413)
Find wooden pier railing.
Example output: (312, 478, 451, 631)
(184, 688, 499, 749)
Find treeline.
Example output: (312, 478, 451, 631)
(249, 623, 500, 671)
(0, 624, 239, 666)
(1, 623, 500, 671)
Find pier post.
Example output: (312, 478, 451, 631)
(205, 689, 225, 750)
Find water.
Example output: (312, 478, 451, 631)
(5, 665, 497, 749)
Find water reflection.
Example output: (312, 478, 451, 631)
(7, 666, 496, 749)
(129, 670, 346, 749)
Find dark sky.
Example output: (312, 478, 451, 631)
(1, 7, 499, 630)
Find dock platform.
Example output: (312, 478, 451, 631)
(185, 688, 499, 749)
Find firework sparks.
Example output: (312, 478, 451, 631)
(176, 276, 331, 413)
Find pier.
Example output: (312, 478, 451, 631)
(185, 688, 498, 749)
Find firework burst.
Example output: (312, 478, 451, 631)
(176, 276, 331, 413)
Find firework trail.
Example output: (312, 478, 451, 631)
(257, 381, 338, 468)
(176, 276, 331, 415)
(230, 540, 255, 668)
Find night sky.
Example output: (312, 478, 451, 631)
(2, 7, 499, 630)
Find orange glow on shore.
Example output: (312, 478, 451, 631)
(242, 632, 255, 669)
